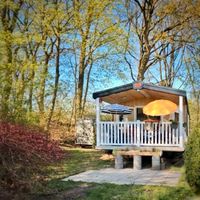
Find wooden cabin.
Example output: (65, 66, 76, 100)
(93, 82, 189, 154)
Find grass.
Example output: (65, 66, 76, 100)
(46, 147, 114, 179)
(31, 147, 197, 200)
(81, 184, 193, 200)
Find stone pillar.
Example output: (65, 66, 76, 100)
(115, 154, 123, 169)
(133, 155, 142, 170)
(152, 155, 161, 170)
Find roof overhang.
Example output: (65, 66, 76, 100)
(93, 82, 186, 99)
(93, 82, 189, 115)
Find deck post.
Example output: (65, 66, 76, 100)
(96, 98, 100, 147)
(179, 96, 183, 147)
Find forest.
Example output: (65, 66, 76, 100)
(1, 0, 200, 135)
(0, 0, 200, 198)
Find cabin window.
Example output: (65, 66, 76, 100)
(136, 108, 148, 121)
(119, 115, 123, 121)
(175, 112, 179, 122)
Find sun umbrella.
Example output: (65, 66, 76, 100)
(143, 99, 177, 116)
(101, 104, 132, 115)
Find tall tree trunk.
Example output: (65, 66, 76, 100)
(38, 66, 48, 114)
(137, 52, 150, 81)
(81, 62, 93, 118)
(46, 36, 61, 130)
(76, 65, 84, 119)
(16, 72, 26, 112)
(75, 34, 87, 119)
(28, 68, 35, 112)
(38, 54, 49, 120)
(1, 43, 13, 119)
(69, 64, 78, 133)
(74, 0, 92, 120)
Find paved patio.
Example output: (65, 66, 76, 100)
(63, 168, 181, 186)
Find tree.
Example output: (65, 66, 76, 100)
(146, 43, 186, 87)
(123, 0, 194, 81)
(0, 0, 200, 143)
(0, 0, 24, 119)
(185, 127, 200, 190)
(46, 0, 73, 130)
(185, 51, 200, 126)
(71, 0, 122, 123)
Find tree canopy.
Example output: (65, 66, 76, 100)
(0, 0, 199, 137)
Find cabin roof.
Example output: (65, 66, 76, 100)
(93, 82, 187, 99)
(93, 82, 189, 115)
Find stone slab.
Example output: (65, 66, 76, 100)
(63, 168, 181, 186)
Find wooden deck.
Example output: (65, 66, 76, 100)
(96, 121, 186, 151)
(94, 84, 189, 152)
(96, 145, 185, 152)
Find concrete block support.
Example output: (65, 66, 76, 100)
(152, 156, 161, 170)
(115, 154, 123, 169)
(133, 155, 142, 170)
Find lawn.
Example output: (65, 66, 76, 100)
(18, 147, 198, 200)
(46, 147, 114, 179)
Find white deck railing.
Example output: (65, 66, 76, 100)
(98, 121, 181, 147)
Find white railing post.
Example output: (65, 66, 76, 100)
(136, 120, 140, 147)
(179, 96, 183, 147)
(96, 98, 100, 147)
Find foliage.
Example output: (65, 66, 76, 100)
(122, 0, 197, 82)
(0, 0, 199, 133)
(0, 0, 199, 139)
(184, 126, 200, 191)
(0, 0, 126, 130)
(188, 100, 200, 131)
(186, 49, 200, 128)
(0, 122, 64, 191)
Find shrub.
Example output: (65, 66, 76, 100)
(184, 126, 200, 190)
(0, 122, 64, 191)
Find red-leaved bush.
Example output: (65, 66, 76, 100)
(0, 122, 64, 191)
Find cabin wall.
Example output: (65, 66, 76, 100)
(127, 111, 134, 121)
(128, 108, 176, 122)
(123, 99, 154, 107)
(116, 98, 188, 123)
(104, 96, 188, 123)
